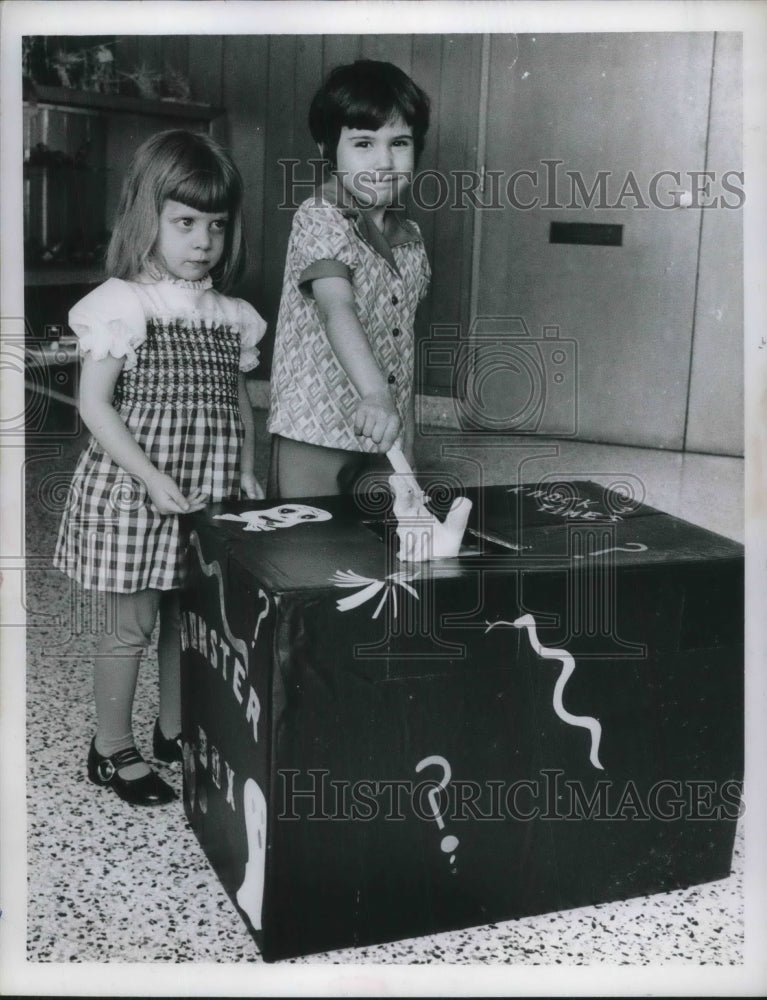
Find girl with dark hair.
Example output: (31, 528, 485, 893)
(268, 60, 432, 497)
(54, 129, 266, 806)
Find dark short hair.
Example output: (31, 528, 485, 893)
(106, 129, 246, 291)
(308, 60, 430, 167)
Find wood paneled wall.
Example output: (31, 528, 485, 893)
(48, 33, 742, 456)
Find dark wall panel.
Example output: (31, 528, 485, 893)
(222, 35, 269, 317)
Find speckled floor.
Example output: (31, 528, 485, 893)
(23, 411, 745, 967)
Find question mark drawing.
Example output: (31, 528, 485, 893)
(252, 589, 269, 646)
(415, 754, 459, 865)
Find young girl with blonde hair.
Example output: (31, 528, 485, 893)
(55, 129, 265, 806)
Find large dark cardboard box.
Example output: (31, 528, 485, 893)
(179, 482, 743, 962)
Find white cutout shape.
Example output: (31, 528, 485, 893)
(214, 504, 332, 532)
(573, 542, 648, 559)
(486, 613, 604, 770)
(236, 778, 268, 931)
(331, 568, 419, 618)
(388, 475, 472, 562)
(387, 445, 472, 562)
(415, 754, 460, 863)
(187, 534, 262, 742)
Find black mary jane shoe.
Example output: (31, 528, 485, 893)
(152, 718, 183, 764)
(87, 739, 177, 806)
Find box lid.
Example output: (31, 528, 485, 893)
(182, 483, 742, 596)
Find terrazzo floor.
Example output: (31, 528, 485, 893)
(21, 411, 746, 973)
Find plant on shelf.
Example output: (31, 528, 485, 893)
(90, 45, 117, 94)
(118, 62, 162, 100)
(23, 37, 197, 105)
(51, 41, 118, 94)
(161, 67, 193, 103)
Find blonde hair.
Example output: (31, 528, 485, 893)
(106, 129, 246, 291)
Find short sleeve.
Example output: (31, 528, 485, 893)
(68, 278, 147, 370)
(290, 202, 359, 296)
(419, 246, 432, 302)
(236, 299, 267, 372)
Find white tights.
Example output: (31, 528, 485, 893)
(94, 589, 180, 774)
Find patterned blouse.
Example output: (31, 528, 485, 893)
(268, 180, 431, 452)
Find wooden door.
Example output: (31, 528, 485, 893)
(470, 33, 719, 448)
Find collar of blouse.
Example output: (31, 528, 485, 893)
(137, 260, 214, 291)
(318, 176, 423, 273)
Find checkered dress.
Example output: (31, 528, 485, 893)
(54, 276, 266, 592)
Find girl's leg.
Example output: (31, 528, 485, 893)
(272, 435, 349, 497)
(271, 435, 387, 498)
(157, 590, 181, 740)
(94, 589, 161, 779)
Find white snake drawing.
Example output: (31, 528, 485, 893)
(486, 613, 604, 770)
(187, 531, 250, 667)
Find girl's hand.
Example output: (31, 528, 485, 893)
(146, 471, 206, 515)
(355, 391, 401, 453)
(240, 471, 265, 500)
(79, 354, 208, 515)
(184, 488, 210, 513)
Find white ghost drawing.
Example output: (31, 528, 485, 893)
(236, 778, 268, 931)
(214, 504, 332, 532)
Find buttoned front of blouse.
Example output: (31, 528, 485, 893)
(268, 183, 431, 452)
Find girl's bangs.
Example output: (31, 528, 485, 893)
(168, 171, 233, 212)
(344, 100, 414, 132)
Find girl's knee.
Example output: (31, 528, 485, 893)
(103, 590, 162, 652)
